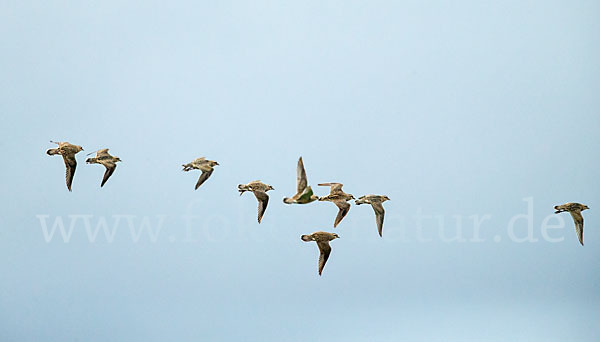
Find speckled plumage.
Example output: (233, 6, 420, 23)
(301, 231, 340, 276)
(355, 194, 390, 237)
(86, 148, 121, 187)
(46, 141, 84, 191)
(182, 157, 219, 190)
(283, 157, 319, 204)
(318, 183, 355, 228)
(554, 202, 589, 246)
(238, 180, 274, 223)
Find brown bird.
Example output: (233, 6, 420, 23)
(86, 149, 122, 187)
(283, 157, 319, 204)
(46, 141, 84, 191)
(182, 157, 219, 190)
(301, 231, 340, 276)
(554, 202, 590, 246)
(238, 180, 274, 223)
(355, 195, 390, 237)
(318, 183, 355, 228)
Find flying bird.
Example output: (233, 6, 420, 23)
(318, 183, 355, 228)
(46, 141, 84, 191)
(182, 157, 219, 190)
(283, 157, 319, 204)
(355, 195, 390, 237)
(238, 180, 274, 223)
(554, 202, 590, 246)
(301, 231, 340, 276)
(86, 149, 122, 187)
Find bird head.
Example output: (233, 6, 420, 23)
(583, 205, 590, 210)
(383, 195, 391, 201)
(76, 145, 84, 152)
(116, 157, 122, 163)
(268, 185, 275, 191)
(211, 161, 219, 166)
(332, 233, 340, 239)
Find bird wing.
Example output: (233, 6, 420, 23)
(101, 162, 116, 187)
(317, 241, 332, 276)
(195, 169, 213, 190)
(569, 210, 584, 246)
(318, 182, 343, 194)
(297, 186, 315, 202)
(62, 154, 77, 191)
(371, 203, 385, 237)
(296, 157, 308, 193)
(333, 200, 350, 228)
(96, 149, 110, 158)
(253, 191, 270, 223)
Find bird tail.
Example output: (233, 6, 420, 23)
(238, 184, 249, 195)
(301, 235, 314, 242)
(86, 157, 97, 164)
(283, 197, 294, 204)
(46, 148, 59, 156)
(355, 199, 366, 205)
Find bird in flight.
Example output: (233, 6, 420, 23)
(355, 194, 390, 237)
(301, 231, 340, 276)
(318, 183, 355, 228)
(238, 180, 274, 223)
(283, 157, 319, 204)
(86, 149, 122, 187)
(182, 157, 219, 190)
(46, 141, 84, 191)
(554, 202, 590, 246)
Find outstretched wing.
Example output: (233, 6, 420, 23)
(195, 169, 213, 190)
(318, 182, 343, 194)
(569, 210, 584, 246)
(371, 203, 385, 237)
(317, 241, 332, 276)
(96, 149, 111, 158)
(101, 163, 116, 187)
(254, 191, 270, 223)
(296, 157, 308, 193)
(62, 154, 77, 191)
(333, 200, 350, 228)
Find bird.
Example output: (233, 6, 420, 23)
(238, 181, 274, 223)
(85, 149, 122, 187)
(46, 141, 84, 191)
(301, 231, 340, 276)
(318, 183, 355, 228)
(554, 202, 590, 246)
(283, 157, 319, 204)
(355, 195, 390, 237)
(182, 157, 219, 190)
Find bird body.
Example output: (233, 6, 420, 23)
(318, 183, 355, 228)
(46, 141, 84, 191)
(554, 202, 589, 246)
(238, 181, 274, 223)
(283, 157, 319, 204)
(182, 157, 219, 190)
(301, 231, 340, 276)
(356, 194, 390, 237)
(86, 148, 121, 187)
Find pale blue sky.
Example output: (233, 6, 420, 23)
(1, 1, 599, 341)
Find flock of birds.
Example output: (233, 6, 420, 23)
(47, 141, 591, 276)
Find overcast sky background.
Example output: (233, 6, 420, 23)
(1, 1, 599, 341)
